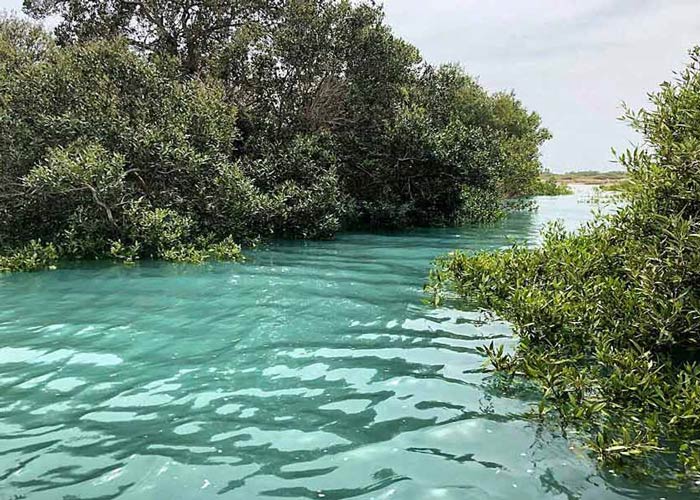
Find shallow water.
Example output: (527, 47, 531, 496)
(0, 187, 691, 499)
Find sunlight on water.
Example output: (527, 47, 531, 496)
(0, 187, 688, 499)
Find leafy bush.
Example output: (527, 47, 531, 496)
(596, 179, 631, 192)
(456, 186, 506, 224)
(428, 48, 700, 482)
(528, 176, 573, 196)
(341, 64, 549, 227)
(241, 134, 348, 239)
(1, 6, 552, 271)
(0, 35, 254, 267)
(24, 2, 551, 228)
(0, 241, 58, 273)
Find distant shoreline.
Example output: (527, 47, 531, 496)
(544, 170, 627, 185)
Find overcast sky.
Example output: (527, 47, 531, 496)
(382, 0, 700, 172)
(2, 0, 699, 172)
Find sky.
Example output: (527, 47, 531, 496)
(2, 0, 699, 172)
(382, 0, 700, 172)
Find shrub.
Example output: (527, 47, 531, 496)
(428, 47, 700, 482)
(529, 176, 573, 196)
(456, 186, 506, 224)
(0, 35, 256, 266)
(1, 9, 553, 271)
(0, 240, 58, 273)
(341, 64, 549, 227)
(241, 134, 348, 239)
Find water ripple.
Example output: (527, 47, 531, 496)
(1, 188, 688, 499)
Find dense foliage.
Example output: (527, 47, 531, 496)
(1, 28, 251, 266)
(529, 174, 573, 196)
(2, 1, 550, 271)
(428, 48, 700, 483)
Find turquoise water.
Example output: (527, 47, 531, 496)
(0, 188, 691, 499)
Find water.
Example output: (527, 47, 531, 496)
(0, 187, 690, 499)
